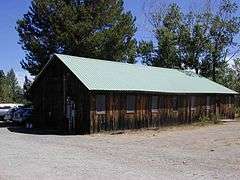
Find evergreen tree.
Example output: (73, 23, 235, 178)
(0, 71, 12, 103)
(23, 76, 32, 100)
(6, 69, 19, 101)
(0, 69, 25, 103)
(16, 0, 137, 76)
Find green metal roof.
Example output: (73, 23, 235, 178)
(54, 54, 238, 94)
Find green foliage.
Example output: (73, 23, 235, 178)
(16, 0, 137, 76)
(235, 106, 240, 117)
(0, 69, 26, 103)
(198, 113, 220, 125)
(199, 116, 211, 126)
(139, 0, 240, 83)
(200, 0, 240, 81)
(217, 58, 240, 93)
(140, 4, 182, 68)
(210, 113, 220, 124)
(23, 76, 32, 100)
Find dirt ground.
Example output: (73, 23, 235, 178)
(0, 120, 240, 180)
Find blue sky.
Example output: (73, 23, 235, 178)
(0, 0, 239, 86)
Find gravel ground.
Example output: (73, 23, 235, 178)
(0, 120, 240, 180)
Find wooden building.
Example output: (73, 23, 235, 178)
(30, 54, 238, 134)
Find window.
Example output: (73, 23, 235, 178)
(127, 95, 135, 113)
(191, 96, 196, 110)
(228, 96, 232, 108)
(151, 96, 158, 112)
(172, 96, 178, 111)
(96, 95, 106, 114)
(206, 96, 211, 110)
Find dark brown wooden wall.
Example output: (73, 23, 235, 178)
(64, 70, 90, 134)
(31, 59, 66, 128)
(31, 57, 90, 133)
(89, 92, 235, 133)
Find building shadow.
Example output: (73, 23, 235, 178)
(7, 126, 72, 135)
(0, 121, 13, 128)
(2, 121, 73, 135)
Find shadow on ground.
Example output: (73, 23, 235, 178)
(0, 121, 71, 135)
(7, 127, 71, 135)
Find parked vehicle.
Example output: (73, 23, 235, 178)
(0, 104, 23, 121)
(0, 106, 11, 120)
(4, 108, 18, 121)
(12, 108, 32, 124)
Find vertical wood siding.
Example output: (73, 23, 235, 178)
(31, 58, 90, 133)
(89, 92, 235, 133)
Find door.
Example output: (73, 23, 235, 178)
(66, 97, 76, 132)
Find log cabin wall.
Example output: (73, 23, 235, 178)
(64, 70, 90, 134)
(217, 95, 235, 119)
(31, 58, 66, 129)
(31, 57, 90, 133)
(89, 92, 235, 133)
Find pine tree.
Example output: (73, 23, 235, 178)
(0, 71, 11, 103)
(23, 76, 32, 100)
(0, 69, 25, 103)
(16, 0, 137, 76)
(6, 69, 18, 101)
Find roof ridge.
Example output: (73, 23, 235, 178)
(55, 53, 179, 72)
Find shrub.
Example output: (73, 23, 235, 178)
(235, 106, 240, 117)
(198, 113, 220, 125)
(209, 113, 220, 124)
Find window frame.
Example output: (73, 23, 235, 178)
(126, 95, 136, 113)
(151, 96, 159, 113)
(96, 95, 106, 115)
(206, 96, 211, 110)
(190, 96, 196, 111)
(228, 96, 232, 108)
(172, 96, 178, 111)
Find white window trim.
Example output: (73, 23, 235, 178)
(126, 110, 135, 113)
(96, 111, 106, 115)
(151, 109, 159, 113)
